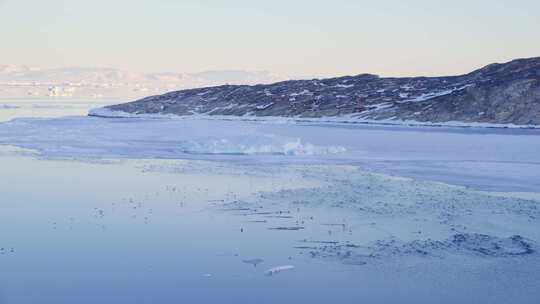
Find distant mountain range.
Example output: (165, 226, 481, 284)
(0, 66, 287, 99)
(92, 57, 540, 126)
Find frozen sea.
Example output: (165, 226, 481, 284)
(0, 98, 539, 304)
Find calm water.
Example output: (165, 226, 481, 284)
(1, 99, 539, 304)
(0, 98, 119, 122)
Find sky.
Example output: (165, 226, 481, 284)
(1, 0, 539, 77)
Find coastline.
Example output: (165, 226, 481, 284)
(88, 106, 540, 130)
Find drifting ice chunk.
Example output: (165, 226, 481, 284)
(265, 265, 295, 276)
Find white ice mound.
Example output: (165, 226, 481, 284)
(0, 116, 346, 159)
(184, 137, 345, 156)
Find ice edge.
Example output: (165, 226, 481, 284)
(88, 106, 540, 130)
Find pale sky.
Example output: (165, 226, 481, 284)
(1, 0, 539, 77)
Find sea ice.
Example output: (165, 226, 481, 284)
(0, 115, 539, 191)
(265, 265, 295, 276)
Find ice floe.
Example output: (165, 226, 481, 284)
(265, 265, 295, 276)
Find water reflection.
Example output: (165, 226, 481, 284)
(1, 151, 539, 304)
(1, 99, 540, 303)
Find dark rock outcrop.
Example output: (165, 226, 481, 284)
(94, 57, 540, 125)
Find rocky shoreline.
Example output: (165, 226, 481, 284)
(92, 57, 540, 125)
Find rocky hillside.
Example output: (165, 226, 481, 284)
(92, 57, 540, 125)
